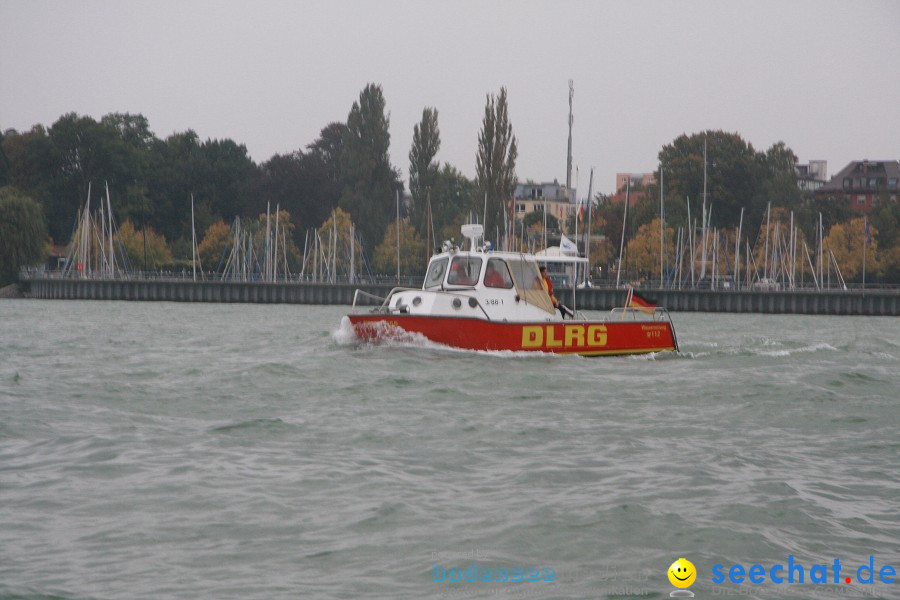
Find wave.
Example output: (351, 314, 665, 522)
(755, 342, 837, 357)
(208, 418, 301, 435)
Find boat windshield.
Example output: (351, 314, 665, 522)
(447, 256, 482, 286)
(424, 257, 448, 289)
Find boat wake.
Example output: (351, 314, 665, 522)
(333, 316, 361, 346)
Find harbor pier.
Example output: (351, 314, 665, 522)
(22, 277, 900, 316)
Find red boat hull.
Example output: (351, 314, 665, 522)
(348, 314, 678, 356)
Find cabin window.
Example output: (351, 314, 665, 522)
(424, 257, 448, 288)
(447, 256, 482, 286)
(484, 258, 514, 289)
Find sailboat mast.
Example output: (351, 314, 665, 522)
(735, 207, 743, 290)
(699, 139, 708, 280)
(350, 224, 355, 284)
(616, 179, 630, 288)
(273, 204, 280, 283)
(191, 194, 197, 281)
(585, 168, 593, 286)
(106, 182, 114, 278)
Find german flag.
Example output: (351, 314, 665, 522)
(627, 287, 657, 313)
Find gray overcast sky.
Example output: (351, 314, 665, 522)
(2, 0, 898, 196)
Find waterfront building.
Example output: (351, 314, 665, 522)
(817, 160, 900, 212)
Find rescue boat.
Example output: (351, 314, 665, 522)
(348, 225, 679, 356)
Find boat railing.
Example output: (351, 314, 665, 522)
(352, 287, 416, 312)
(352, 286, 493, 320)
(609, 306, 672, 321)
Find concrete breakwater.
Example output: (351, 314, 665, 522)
(24, 277, 900, 315)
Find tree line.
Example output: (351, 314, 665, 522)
(1, 84, 897, 285)
(0, 83, 522, 283)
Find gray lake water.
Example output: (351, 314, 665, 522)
(1, 300, 898, 600)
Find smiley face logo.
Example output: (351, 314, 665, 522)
(668, 558, 696, 588)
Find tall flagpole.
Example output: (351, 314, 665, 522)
(659, 164, 664, 288)
(396, 190, 401, 284)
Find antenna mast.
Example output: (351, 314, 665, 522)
(566, 80, 574, 191)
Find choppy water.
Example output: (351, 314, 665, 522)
(1, 299, 898, 600)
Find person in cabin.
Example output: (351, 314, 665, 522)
(450, 259, 476, 285)
(484, 262, 507, 288)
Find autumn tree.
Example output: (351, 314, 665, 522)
(625, 218, 676, 280)
(197, 220, 232, 271)
(315, 208, 365, 281)
(476, 87, 517, 241)
(116, 220, 172, 270)
(373, 219, 426, 278)
(825, 217, 879, 282)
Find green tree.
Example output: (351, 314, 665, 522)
(46, 113, 146, 242)
(657, 130, 760, 230)
(409, 107, 441, 237)
(0, 187, 49, 284)
(2, 127, 55, 220)
(429, 164, 478, 243)
(259, 124, 347, 243)
(0, 131, 10, 186)
(595, 200, 627, 252)
(523, 209, 559, 232)
(339, 83, 402, 251)
(476, 87, 517, 241)
(869, 196, 900, 250)
(304, 122, 346, 225)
